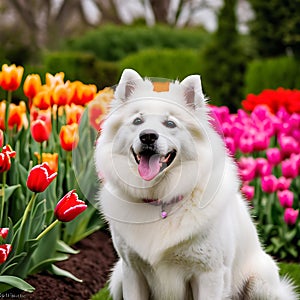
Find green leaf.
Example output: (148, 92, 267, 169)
(49, 264, 82, 283)
(56, 240, 80, 255)
(0, 184, 21, 201)
(0, 276, 35, 293)
(29, 254, 69, 275)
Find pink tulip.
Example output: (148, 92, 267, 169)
(277, 176, 292, 191)
(239, 135, 254, 154)
(279, 135, 298, 157)
(238, 157, 256, 182)
(256, 158, 272, 177)
(261, 175, 277, 193)
(241, 185, 255, 201)
(251, 105, 271, 122)
(276, 107, 290, 122)
(221, 122, 232, 137)
(291, 129, 300, 140)
(278, 122, 292, 135)
(253, 133, 270, 151)
(266, 148, 281, 165)
(224, 137, 235, 155)
(284, 208, 299, 225)
(289, 113, 300, 129)
(281, 159, 298, 178)
(277, 190, 294, 208)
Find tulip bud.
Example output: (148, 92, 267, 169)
(0, 244, 12, 264)
(0, 228, 9, 239)
(26, 162, 57, 193)
(54, 190, 87, 222)
(31, 119, 50, 143)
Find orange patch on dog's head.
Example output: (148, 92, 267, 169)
(152, 82, 170, 92)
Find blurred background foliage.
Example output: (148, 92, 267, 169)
(0, 0, 300, 111)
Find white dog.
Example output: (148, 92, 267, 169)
(95, 69, 297, 299)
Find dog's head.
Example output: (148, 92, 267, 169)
(95, 69, 225, 202)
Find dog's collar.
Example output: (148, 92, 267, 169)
(142, 195, 184, 219)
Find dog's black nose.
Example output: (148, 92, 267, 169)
(139, 130, 159, 145)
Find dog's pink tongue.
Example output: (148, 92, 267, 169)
(138, 154, 160, 181)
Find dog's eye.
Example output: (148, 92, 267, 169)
(164, 120, 176, 128)
(133, 117, 143, 125)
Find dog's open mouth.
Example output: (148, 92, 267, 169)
(131, 147, 177, 181)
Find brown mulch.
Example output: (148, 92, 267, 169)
(4, 230, 116, 300)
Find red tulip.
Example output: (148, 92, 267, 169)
(54, 190, 87, 222)
(0, 145, 16, 173)
(31, 119, 50, 143)
(0, 228, 9, 239)
(0, 244, 12, 264)
(26, 162, 57, 193)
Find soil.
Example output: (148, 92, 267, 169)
(4, 230, 117, 300)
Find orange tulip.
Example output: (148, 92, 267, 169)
(46, 72, 64, 88)
(52, 82, 71, 106)
(70, 82, 97, 106)
(0, 64, 24, 91)
(0, 101, 28, 130)
(23, 74, 42, 99)
(88, 88, 114, 131)
(34, 152, 58, 172)
(65, 104, 84, 125)
(59, 123, 79, 151)
(32, 86, 52, 110)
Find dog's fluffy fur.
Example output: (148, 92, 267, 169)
(95, 69, 297, 299)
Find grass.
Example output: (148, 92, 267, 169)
(91, 262, 300, 300)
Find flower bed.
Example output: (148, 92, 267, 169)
(0, 64, 299, 294)
(211, 89, 300, 259)
(0, 64, 113, 293)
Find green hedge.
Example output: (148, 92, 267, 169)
(245, 56, 300, 95)
(63, 25, 210, 62)
(119, 48, 203, 81)
(43, 51, 119, 89)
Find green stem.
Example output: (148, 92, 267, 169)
(39, 142, 43, 164)
(20, 193, 37, 230)
(4, 91, 12, 131)
(35, 219, 59, 241)
(0, 171, 7, 226)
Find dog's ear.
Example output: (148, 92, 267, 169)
(180, 75, 206, 109)
(115, 69, 143, 101)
